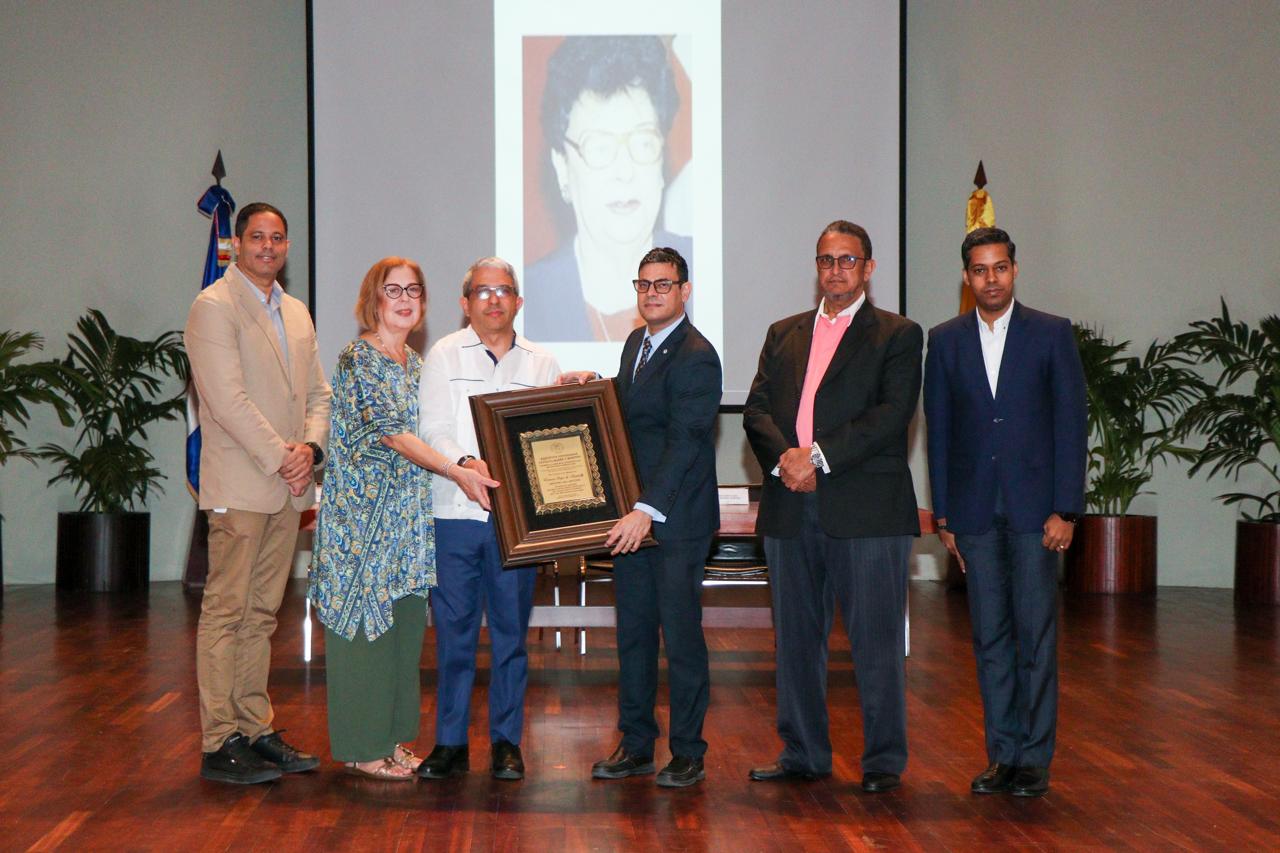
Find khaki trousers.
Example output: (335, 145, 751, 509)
(197, 506, 300, 752)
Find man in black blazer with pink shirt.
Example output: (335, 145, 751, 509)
(923, 227, 1086, 798)
(567, 246, 722, 789)
(743, 220, 922, 793)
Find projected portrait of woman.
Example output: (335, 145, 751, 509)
(522, 35, 693, 342)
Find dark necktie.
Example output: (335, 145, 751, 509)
(634, 336, 652, 380)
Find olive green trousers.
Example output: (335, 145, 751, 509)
(324, 594, 429, 762)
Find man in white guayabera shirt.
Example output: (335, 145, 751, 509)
(416, 257, 560, 782)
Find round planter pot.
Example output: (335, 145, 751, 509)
(55, 512, 150, 593)
(1064, 514, 1157, 594)
(1235, 520, 1280, 605)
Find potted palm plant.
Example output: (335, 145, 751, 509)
(0, 331, 73, 593)
(1065, 325, 1207, 593)
(1177, 300, 1280, 604)
(38, 310, 188, 592)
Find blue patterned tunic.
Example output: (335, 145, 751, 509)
(309, 339, 435, 641)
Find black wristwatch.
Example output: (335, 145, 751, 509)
(1056, 512, 1082, 524)
(306, 441, 324, 466)
(457, 454, 477, 467)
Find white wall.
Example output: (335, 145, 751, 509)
(902, 0, 1280, 586)
(3, 1, 1277, 587)
(0, 0, 309, 583)
(716, 1, 1280, 587)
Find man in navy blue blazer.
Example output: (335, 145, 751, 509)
(923, 227, 1087, 798)
(566, 246, 722, 788)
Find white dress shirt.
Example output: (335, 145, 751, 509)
(418, 326, 561, 521)
(977, 300, 1015, 398)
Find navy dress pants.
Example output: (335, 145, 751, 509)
(430, 517, 535, 746)
(955, 514, 1060, 768)
(612, 534, 714, 760)
(764, 494, 911, 775)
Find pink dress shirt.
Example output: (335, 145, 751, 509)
(796, 301, 856, 446)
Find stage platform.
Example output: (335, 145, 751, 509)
(1, 578, 1278, 851)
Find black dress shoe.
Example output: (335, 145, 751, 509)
(1010, 766, 1050, 797)
(748, 762, 821, 782)
(491, 740, 524, 780)
(656, 755, 705, 788)
(860, 771, 901, 793)
(250, 730, 320, 773)
(970, 762, 1017, 794)
(416, 744, 469, 780)
(592, 744, 655, 779)
(201, 733, 283, 785)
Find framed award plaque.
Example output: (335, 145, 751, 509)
(469, 379, 656, 566)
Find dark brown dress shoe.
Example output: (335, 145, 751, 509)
(491, 740, 524, 780)
(1010, 766, 1050, 797)
(250, 730, 319, 773)
(201, 733, 282, 785)
(592, 744, 655, 779)
(656, 755, 705, 788)
(971, 762, 1017, 794)
(860, 771, 901, 793)
(748, 762, 821, 782)
(416, 744, 469, 779)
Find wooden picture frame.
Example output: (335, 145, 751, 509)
(469, 379, 656, 566)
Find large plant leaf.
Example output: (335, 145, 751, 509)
(0, 331, 73, 466)
(35, 311, 190, 512)
(1175, 299, 1280, 521)
(1074, 324, 1211, 515)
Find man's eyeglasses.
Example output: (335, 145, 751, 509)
(471, 285, 516, 301)
(382, 283, 424, 299)
(564, 127, 664, 170)
(815, 254, 865, 270)
(632, 278, 684, 293)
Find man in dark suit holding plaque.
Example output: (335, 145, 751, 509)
(743, 220, 922, 793)
(566, 246, 722, 787)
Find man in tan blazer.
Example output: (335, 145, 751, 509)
(184, 202, 331, 784)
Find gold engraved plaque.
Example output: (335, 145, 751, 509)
(520, 424, 607, 515)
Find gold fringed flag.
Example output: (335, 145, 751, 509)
(959, 161, 993, 314)
(966, 160, 995, 232)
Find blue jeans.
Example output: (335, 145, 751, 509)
(955, 515, 1059, 767)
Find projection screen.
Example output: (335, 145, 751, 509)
(311, 0, 902, 406)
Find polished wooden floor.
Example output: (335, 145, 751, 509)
(1, 578, 1278, 852)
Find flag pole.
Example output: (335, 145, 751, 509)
(183, 153, 236, 591)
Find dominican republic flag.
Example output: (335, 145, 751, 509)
(187, 183, 235, 497)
